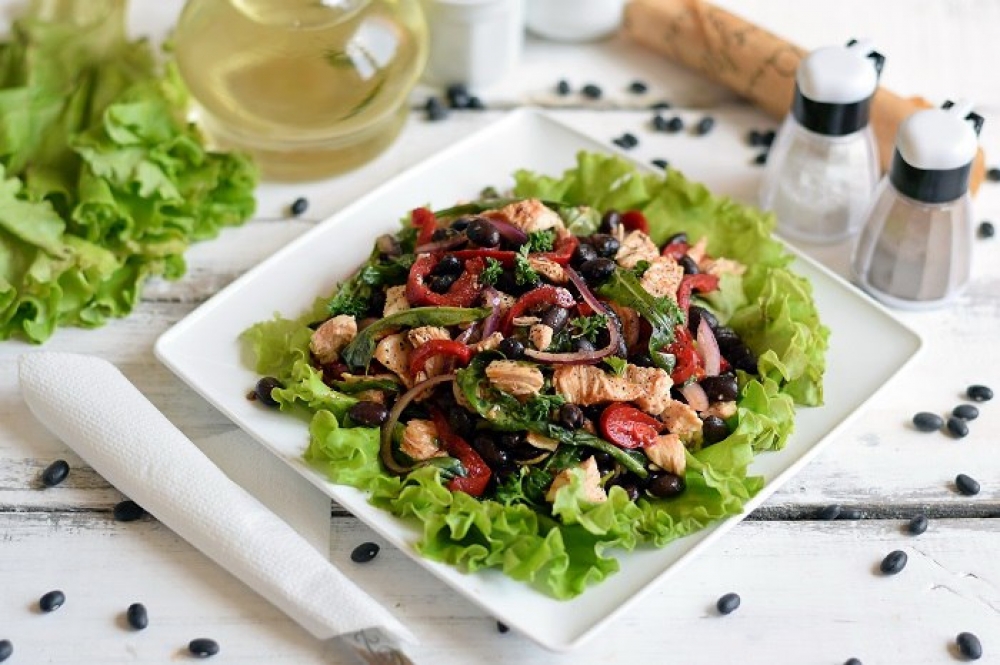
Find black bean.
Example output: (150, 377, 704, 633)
(677, 254, 699, 275)
(761, 130, 776, 146)
(581, 83, 602, 99)
(289, 197, 309, 217)
(590, 234, 620, 258)
(664, 116, 683, 133)
(39, 589, 65, 612)
(572, 242, 599, 266)
(541, 306, 570, 332)
(254, 376, 283, 407)
(498, 337, 524, 359)
(621, 132, 638, 147)
(466, 218, 500, 248)
(580, 258, 616, 283)
(716, 592, 741, 615)
(844, 659, 862, 665)
(612, 137, 630, 150)
(434, 254, 463, 275)
(609, 478, 641, 502)
(649, 100, 672, 111)
(188, 638, 220, 658)
(651, 158, 669, 170)
(665, 232, 688, 246)
(348, 401, 389, 427)
(446, 83, 471, 109)
(753, 151, 769, 166)
(497, 621, 510, 633)
(694, 116, 715, 135)
(956, 473, 980, 496)
(700, 374, 738, 403)
(499, 432, 525, 449)
(351, 542, 380, 563)
(472, 436, 509, 470)
(467, 96, 485, 110)
(957, 632, 983, 660)
(702, 415, 729, 446)
(727, 346, 758, 374)
(879, 549, 908, 575)
(114, 500, 145, 522)
(747, 129, 765, 146)
(0, 639, 10, 663)
(978, 221, 995, 238)
(652, 114, 670, 132)
(428, 273, 458, 294)
(126, 602, 149, 630)
(967, 384, 993, 402)
(447, 408, 476, 438)
(688, 306, 719, 336)
(818, 504, 842, 520)
(647, 472, 686, 498)
(41, 459, 70, 487)
(953, 404, 979, 421)
(840, 508, 863, 520)
(558, 404, 585, 430)
(907, 514, 928, 536)
(425, 96, 447, 121)
(912, 411, 944, 432)
(628, 80, 648, 94)
(573, 337, 596, 353)
(987, 167, 1000, 182)
(430, 227, 458, 242)
(592, 451, 616, 475)
(946, 416, 970, 438)
(599, 210, 621, 234)
(556, 79, 571, 96)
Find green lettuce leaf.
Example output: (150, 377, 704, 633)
(0, 7, 257, 343)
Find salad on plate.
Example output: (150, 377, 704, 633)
(243, 152, 828, 599)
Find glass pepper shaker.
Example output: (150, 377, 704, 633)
(851, 101, 983, 309)
(760, 39, 885, 244)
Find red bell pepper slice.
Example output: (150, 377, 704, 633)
(667, 325, 704, 384)
(430, 409, 491, 497)
(661, 240, 690, 260)
(406, 254, 486, 307)
(676, 273, 720, 318)
(621, 210, 650, 234)
(539, 232, 579, 265)
(500, 285, 576, 335)
(409, 339, 474, 377)
(599, 402, 664, 449)
(451, 248, 516, 266)
(411, 207, 439, 245)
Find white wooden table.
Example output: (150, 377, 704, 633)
(3, 1, 1000, 663)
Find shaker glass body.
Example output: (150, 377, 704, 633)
(760, 116, 879, 244)
(851, 179, 973, 309)
(174, 0, 428, 181)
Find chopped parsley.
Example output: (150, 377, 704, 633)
(602, 356, 628, 376)
(514, 245, 539, 285)
(480, 257, 503, 285)
(525, 229, 555, 253)
(550, 314, 608, 351)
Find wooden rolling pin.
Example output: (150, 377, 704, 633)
(624, 0, 986, 193)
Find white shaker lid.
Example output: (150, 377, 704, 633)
(896, 101, 981, 170)
(797, 40, 880, 104)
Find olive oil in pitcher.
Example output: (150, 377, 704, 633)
(173, 0, 428, 181)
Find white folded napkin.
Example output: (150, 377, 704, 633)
(18, 352, 416, 646)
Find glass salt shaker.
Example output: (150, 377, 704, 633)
(851, 101, 983, 309)
(760, 40, 885, 244)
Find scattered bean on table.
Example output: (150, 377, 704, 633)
(879, 550, 907, 575)
(289, 197, 308, 217)
(716, 592, 741, 615)
(188, 638, 220, 658)
(113, 500, 146, 522)
(818, 504, 842, 520)
(127, 603, 149, 630)
(979, 221, 995, 238)
(351, 542, 380, 563)
(907, 514, 928, 536)
(966, 384, 993, 402)
(496, 621, 509, 633)
(952, 404, 979, 421)
(986, 167, 1000, 182)
(956, 474, 981, 496)
(946, 416, 970, 438)
(628, 80, 648, 94)
(694, 116, 715, 135)
(912, 412, 944, 432)
(0, 639, 11, 663)
(753, 152, 768, 165)
(840, 508, 863, 520)
(651, 158, 669, 170)
(844, 659, 863, 665)
(39, 589, 66, 612)
(581, 84, 602, 99)
(41, 459, 70, 487)
(555, 79, 571, 96)
(956, 631, 983, 660)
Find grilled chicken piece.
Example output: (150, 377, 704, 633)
(374, 333, 413, 388)
(661, 399, 704, 444)
(624, 365, 674, 416)
(645, 433, 686, 475)
(383, 285, 410, 317)
(552, 364, 643, 406)
(615, 230, 659, 269)
(489, 198, 564, 233)
(528, 255, 568, 283)
(400, 419, 446, 462)
(473, 332, 503, 352)
(309, 315, 358, 365)
(529, 323, 554, 351)
(407, 326, 452, 382)
(640, 256, 684, 300)
(703, 400, 738, 419)
(702, 257, 747, 278)
(485, 360, 545, 396)
(545, 456, 607, 504)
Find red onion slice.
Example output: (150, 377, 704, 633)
(485, 217, 528, 245)
(680, 381, 709, 412)
(414, 235, 468, 254)
(380, 373, 456, 475)
(696, 317, 722, 377)
(480, 286, 503, 339)
(524, 267, 623, 365)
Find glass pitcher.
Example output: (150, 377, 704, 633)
(173, 0, 428, 181)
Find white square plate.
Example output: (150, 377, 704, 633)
(155, 109, 923, 652)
